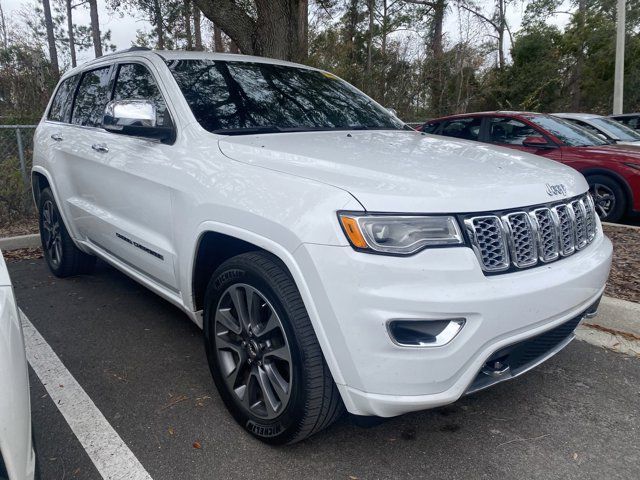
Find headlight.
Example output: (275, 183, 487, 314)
(338, 212, 464, 255)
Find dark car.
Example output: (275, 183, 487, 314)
(610, 113, 640, 132)
(419, 111, 640, 222)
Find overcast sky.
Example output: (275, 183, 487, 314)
(4, 0, 149, 62)
(3, 0, 571, 65)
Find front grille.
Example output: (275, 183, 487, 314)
(464, 194, 597, 274)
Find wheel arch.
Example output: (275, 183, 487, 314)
(31, 168, 51, 208)
(580, 167, 634, 213)
(188, 223, 347, 387)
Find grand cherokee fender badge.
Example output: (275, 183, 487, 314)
(545, 183, 567, 197)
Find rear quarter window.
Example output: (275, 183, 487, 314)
(48, 75, 79, 123)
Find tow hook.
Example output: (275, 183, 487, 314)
(481, 358, 511, 377)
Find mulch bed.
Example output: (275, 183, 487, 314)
(603, 224, 640, 304)
(1, 222, 638, 304)
(0, 217, 38, 238)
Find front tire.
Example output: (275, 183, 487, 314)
(38, 188, 96, 277)
(586, 174, 626, 222)
(203, 252, 343, 444)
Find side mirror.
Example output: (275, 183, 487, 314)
(103, 100, 173, 142)
(522, 136, 554, 149)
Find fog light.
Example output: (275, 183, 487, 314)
(387, 318, 465, 347)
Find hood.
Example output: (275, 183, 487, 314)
(218, 130, 587, 213)
(598, 143, 640, 154)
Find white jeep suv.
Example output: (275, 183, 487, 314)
(33, 48, 612, 444)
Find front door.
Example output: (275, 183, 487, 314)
(484, 116, 563, 163)
(65, 62, 179, 291)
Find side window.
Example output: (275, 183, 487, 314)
(488, 117, 544, 145)
(421, 122, 440, 134)
(48, 75, 79, 123)
(568, 119, 602, 138)
(113, 63, 169, 126)
(71, 66, 113, 127)
(621, 117, 639, 130)
(440, 117, 481, 141)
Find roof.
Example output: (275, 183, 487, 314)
(64, 48, 318, 78)
(552, 113, 603, 120)
(609, 113, 640, 118)
(424, 110, 544, 123)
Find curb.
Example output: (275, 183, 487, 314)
(585, 295, 640, 338)
(0, 233, 40, 250)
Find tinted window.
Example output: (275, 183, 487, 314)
(489, 117, 544, 145)
(71, 67, 112, 127)
(589, 117, 640, 142)
(566, 119, 604, 138)
(526, 115, 607, 147)
(167, 59, 405, 134)
(615, 117, 640, 130)
(440, 117, 481, 141)
(421, 122, 440, 134)
(48, 75, 79, 123)
(113, 63, 169, 126)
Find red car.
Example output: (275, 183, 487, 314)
(419, 111, 640, 222)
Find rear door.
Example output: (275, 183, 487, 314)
(36, 74, 82, 234)
(484, 116, 563, 162)
(65, 61, 179, 291)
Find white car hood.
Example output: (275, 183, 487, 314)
(218, 130, 587, 213)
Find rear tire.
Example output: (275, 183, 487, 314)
(38, 188, 96, 277)
(203, 251, 343, 444)
(586, 174, 626, 223)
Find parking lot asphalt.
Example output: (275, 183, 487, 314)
(8, 258, 640, 480)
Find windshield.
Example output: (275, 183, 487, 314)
(589, 117, 640, 142)
(526, 115, 608, 147)
(167, 59, 406, 135)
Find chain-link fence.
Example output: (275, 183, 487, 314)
(0, 125, 37, 226)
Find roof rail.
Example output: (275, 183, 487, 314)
(103, 46, 152, 57)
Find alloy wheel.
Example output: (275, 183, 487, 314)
(590, 183, 616, 219)
(214, 283, 293, 420)
(42, 200, 63, 268)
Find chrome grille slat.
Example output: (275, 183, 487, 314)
(466, 194, 597, 274)
(502, 212, 537, 268)
(571, 199, 588, 250)
(553, 204, 575, 256)
(583, 195, 597, 242)
(531, 208, 560, 262)
(464, 215, 509, 272)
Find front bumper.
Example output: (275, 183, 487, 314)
(294, 232, 612, 417)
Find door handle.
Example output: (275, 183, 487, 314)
(91, 143, 109, 153)
(51, 133, 63, 141)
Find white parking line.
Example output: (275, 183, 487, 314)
(20, 310, 153, 480)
